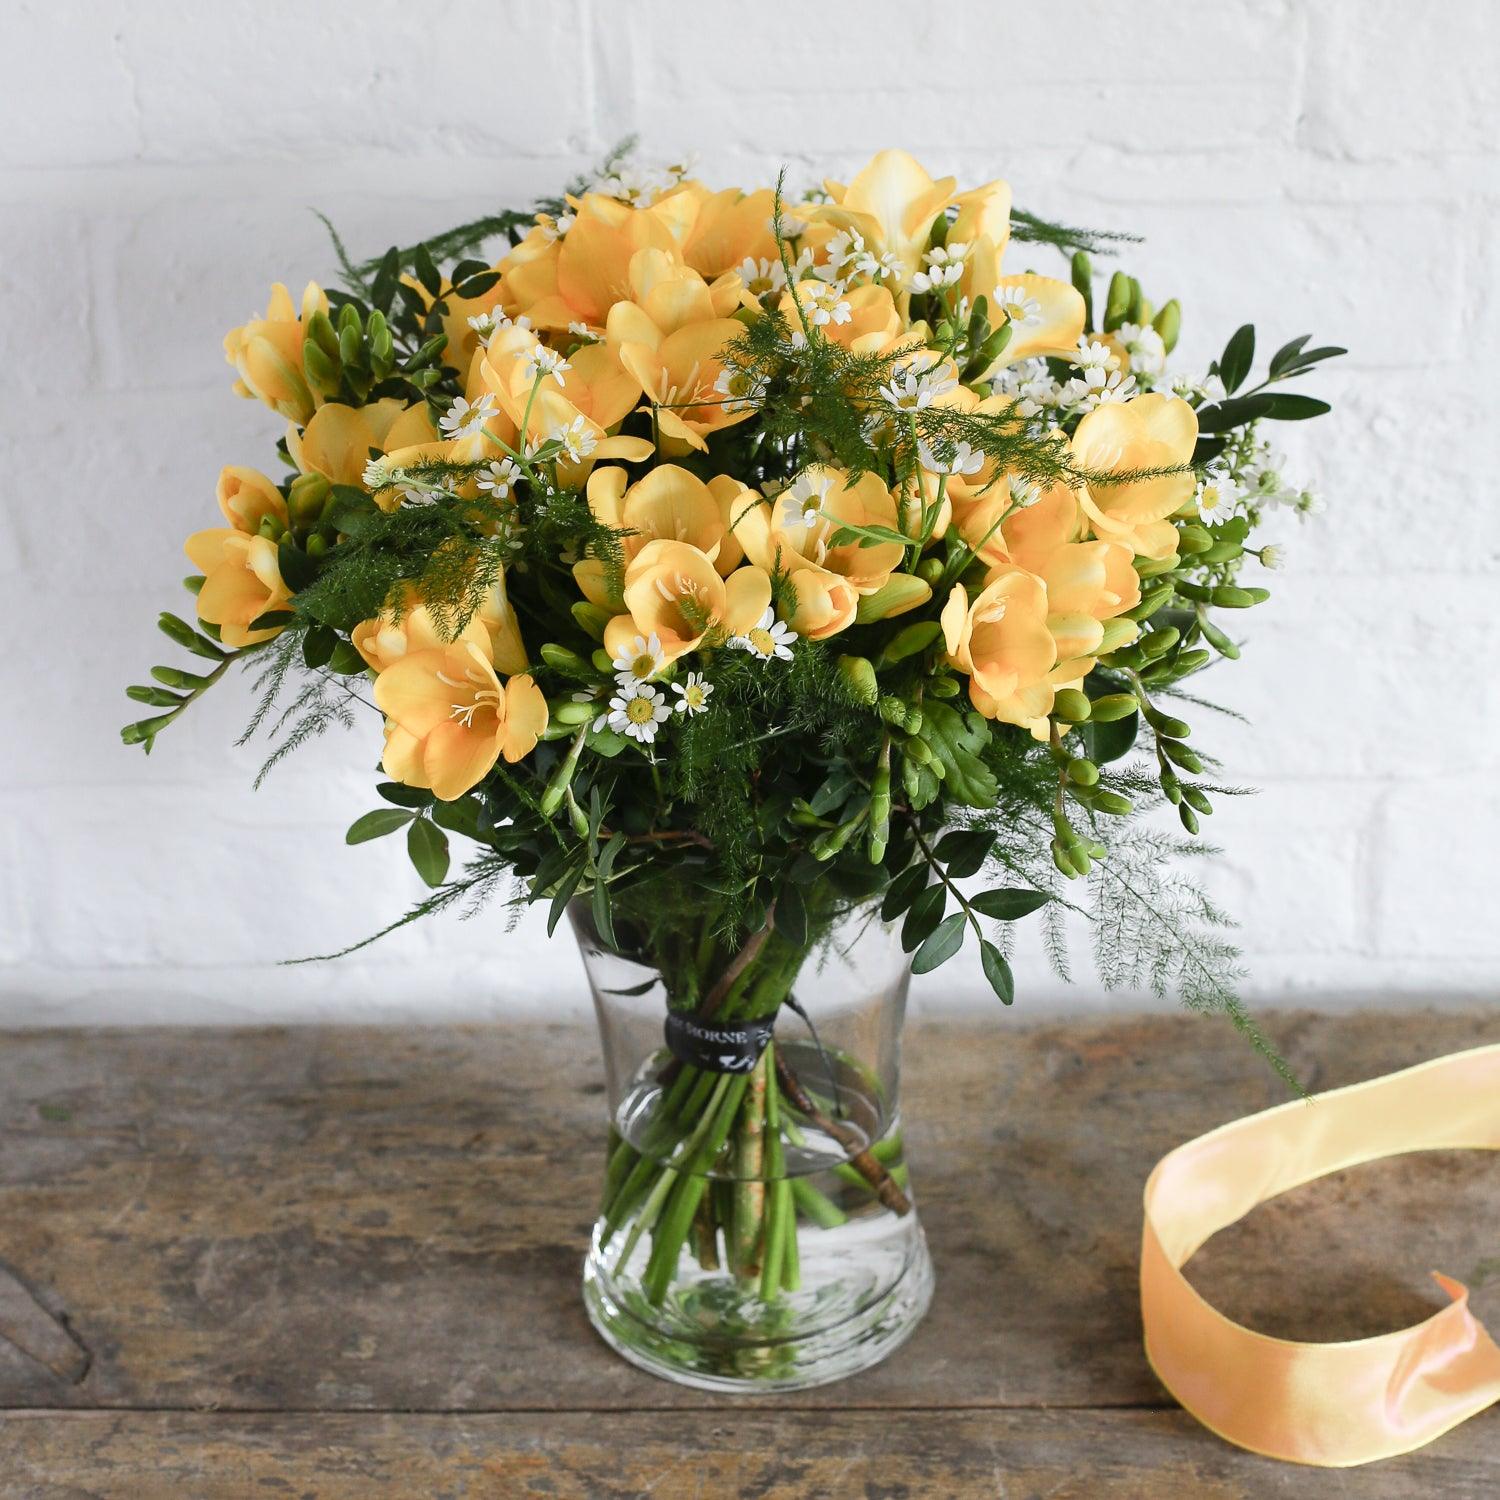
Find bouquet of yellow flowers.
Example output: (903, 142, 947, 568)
(124, 146, 1339, 1390)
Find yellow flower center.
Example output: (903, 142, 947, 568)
(625, 696, 655, 724)
(628, 652, 656, 680)
(747, 627, 775, 656)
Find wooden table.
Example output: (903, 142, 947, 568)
(0, 1010, 1495, 1497)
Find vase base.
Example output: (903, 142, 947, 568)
(582, 1223, 935, 1393)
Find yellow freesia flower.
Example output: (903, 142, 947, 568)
(216, 467, 287, 533)
(223, 281, 328, 424)
(183, 529, 290, 648)
(286, 399, 409, 488)
(815, 151, 957, 285)
(940, 569, 1058, 733)
(732, 466, 907, 640)
(1073, 394, 1198, 560)
(374, 641, 546, 800)
(660, 185, 780, 280)
(351, 589, 491, 673)
(601, 540, 771, 665)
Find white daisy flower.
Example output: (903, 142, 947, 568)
(908, 243, 968, 294)
(567, 320, 601, 342)
(736, 256, 787, 299)
(1195, 472, 1239, 518)
(612, 632, 666, 688)
(995, 284, 1043, 330)
(778, 471, 835, 529)
(548, 415, 597, 464)
(476, 457, 520, 499)
(714, 365, 765, 414)
(600, 682, 672, 744)
(1116, 321, 1166, 376)
(520, 346, 570, 386)
(438, 392, 498, 440)
(878, 357, 958, 412)
(362, 457, 392, 490)
(1259, 544, 1286, 570)
(917, 438, 984, 477)
(791, 279, 852, 328)
(730, 608, 796, 662)
(672, 672, 714, 715)
(1073, 339, 1121, 373)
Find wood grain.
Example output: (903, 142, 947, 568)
(0, 1009, 1494, 1493)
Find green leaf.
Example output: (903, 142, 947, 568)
(1217, 323, 1255, 394)
(407, 817, 450, 888)
(376, 781, 433, 809)
(412, 244, 442, 297)
(1263, 393, 1331, 421)
(1080, 709, 1139, 765)
(901, 884, 946, 953)
(431, 797, 483, 839)
(346, 809, 413, 844)
(828, 520, 910, 549)
(979, 939, 1015, 1003)
(880, 862, 929, 922)
(1267, 334, 1309, 379)
(590, 834, 625, 950)
(547, 855, 589, 937)
(327, 640, 366, 674)
(370, 247, 400, 313)
(777, 883, 809, 948)
(1194, 394, 1273, 434)
(302, 625, 337, 669)
(935, 828, 995, 879)
(921, 701, 998, 809)
(970, 888, 1050, 921)
(248, 609, 295, 633)
(277, 540, 320, 591)
(809, 767, 858, 817)
(454, 270, 501, 300)
(911, 912, 966, 975)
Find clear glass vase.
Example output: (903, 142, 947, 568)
(571, 892, 934, 1393)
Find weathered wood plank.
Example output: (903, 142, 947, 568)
(1, 1408, 1495, 1499)
(0, 1011, 1493, 1419)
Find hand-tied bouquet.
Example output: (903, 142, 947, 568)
(124, 147, 1339, 1387)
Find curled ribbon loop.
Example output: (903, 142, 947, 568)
(1142, 1043, 1500, 1467)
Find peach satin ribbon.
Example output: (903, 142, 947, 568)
(1141, 1043, 1500, 1466)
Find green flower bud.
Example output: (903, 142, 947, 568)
(836, 654, 879, 705)
(976, 321, 1012, 368)
(305, 532, 328, 558)
(1066, 757, 1099, 787)
(1103, 270, 1131, 332)
(1161, 740, 1203, 773)
(878, 695, 909, 727)
(1140, 626, 1180, 659)
(1127, 583, 1175, 622)
(1178, 803, 1200, 835)
(1144, 707, 1191, 740)
(1089, 693, 1139, 722)
(550, 699, 594, 727)
(903, 735, 936, 768)
(1177, 524, 1212, 555)
(903, 704, 923, 736)
(571, 601, 610, 641)
(1160, 769, 1183, 804)
(855, 572, 933, 624)
(302, 338, 341, 395)
(540, 643, 594, 677)
(288, 473, 331, 523)
(1134, 554, 1179, 578)
(1210, 585, 1257, 608)
(880, 619, 943, 664)
(1198, 541, 1243, 564)
(591, 648, 613, 673)
(565, 787, 590, 839)
(1097, 617, 1139, 654)
(1070, 250, 1093, 329)
(306, 308, 340, 358)
(1125, 276, 1144, 325)
(1051, 688, 1091, 723)
(1197, 613, 1241, 660)
(1183, 785, 1213, 816)
(916, 556, 946, 586)
(928, 674, 960, 699)
(1051, 837, 1081, 879)
(1088, 789, 1134, 817)
(1152, 299, 1181, 353)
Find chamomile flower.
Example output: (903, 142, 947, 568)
(672, 672, 714, 715)
(917, 438, 983, 476)
(1061, 365, 1137, 412)
(878, 357, 957, 412)
(612, 633, 666, 688)
(1195, 472, 1239, 518)
(567, 320, 601, 342)
(995, 284, 1043, 330)
(1073, 339, 1120, 373)
(908, 242, 968, 294)
(1258, 544, 1286, 570)
(730, 608, 796, 662)
(521, 346, 570, 386)
(791, 279, 852, 328)
(814, 228, 864, 281)
(1115, 321, 1166, 377)
(853, 246, 902, 282)
(362, 457, 392, 490)
(736, 256, 787, 299)
(438, 392, 498, 440)
(778, 471, 835, 529)
(548, 415, 597, 464)
(714, 366, 765, 413)
(601, 682, 671, 744)
(477, 457, 520, 499)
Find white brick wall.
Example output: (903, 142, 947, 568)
(3, 0, 1496, 1024)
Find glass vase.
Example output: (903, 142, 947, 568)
(571, 890, 934, 1393)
